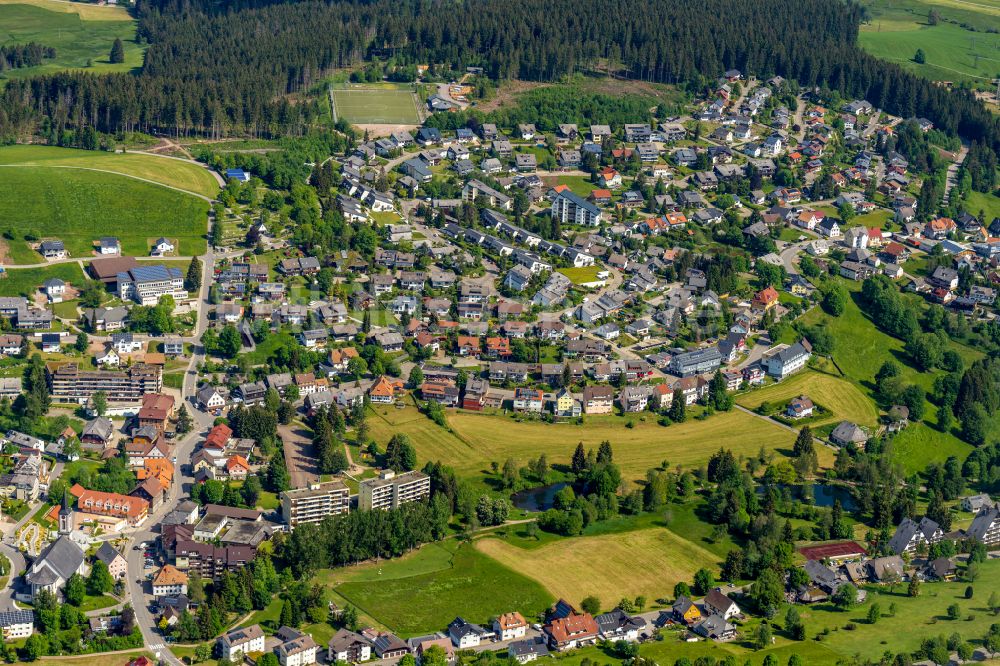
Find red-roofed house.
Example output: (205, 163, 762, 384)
(752, 286, 779, 312)
(545, 614, 598, 651)
(204, 423, 232, 450)
(225, 455, 250, 480)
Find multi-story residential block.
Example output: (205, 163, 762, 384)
(359, 470, 430, 511)
(280, 481, 350, 529)
(47, 362, 162, 406)
(668, 348, 722, 377)
(219, 624, 266, 661)
(550, 190, 603, 227)
(174, 540, 256, 580)
(967, 506, 1000, 546)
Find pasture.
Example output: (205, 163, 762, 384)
(0, 1, 143, 81)
(859, 0, 1000, 83)
(735, 370, 880, 427)
(797, 290, 979, 471)
(331, 85, 421, 125)
(0, 146, 221, 198)
(332, 541, 552, 634)
(365, 404, 832, 486)
(475, 526, 720, 606)
(0, 167, 209, 258)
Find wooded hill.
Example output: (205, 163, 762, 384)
(0, 0, 997, 158)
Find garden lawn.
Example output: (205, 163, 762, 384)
(366, 405, 829, 486)
(475, 526, 720, 608)
(735, 370, 879, 427)
(332, 541, 552, 634)
(0, 263, 84, 298)
(557, 266, 603, 285)
(0, 145, 220, 198)
(0, 167, 209, 257)
(540, 175, 597, 197)
(0, 1, 143, 82)
(76, 593, 118, 612)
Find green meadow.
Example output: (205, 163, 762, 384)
(0, 167, 209, 258)
(0, 0, 143, 82)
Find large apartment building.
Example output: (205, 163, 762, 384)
(280, 480, 350, 528)
(359, 470, 431, 511)
(117, 265, 188, 306)
(174, 540, 256, 580)
(47, 362, 162, 405)
(550, 190, 603, 227)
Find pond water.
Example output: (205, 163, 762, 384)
(759, 484, 858, 511)
(511, 482, 570, 512)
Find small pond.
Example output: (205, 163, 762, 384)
(511, 482, 570, 512)
(758, 484, 857, 511)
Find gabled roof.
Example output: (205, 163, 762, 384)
(95, 541, 125, 567)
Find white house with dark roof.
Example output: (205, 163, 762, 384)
(888, 516, 943, 555)
(219, 624, 265, 660)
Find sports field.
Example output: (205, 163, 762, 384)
(0, 0, 143, 80)
(0, 168, 209, 258)
(476, 526, 719, 606)
(331, 86, 421, 124)
(736, 370, 880, 427)
(366, 404, 832, 485)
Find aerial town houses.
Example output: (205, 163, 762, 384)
(3, 61, 1000, 666)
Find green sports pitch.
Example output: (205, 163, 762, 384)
(331, 87, 421, 124)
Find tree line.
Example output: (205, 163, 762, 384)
(0, 43, 55, 71)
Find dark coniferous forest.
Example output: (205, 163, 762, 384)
(0, 0, 997, 156)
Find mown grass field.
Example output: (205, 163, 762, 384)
(0, 0, 143, 81)
(736, 370, 880, 427)
(0, 166, 209, 258)
(332, 540, 553, 634)
(366, 405, 832, 486)
(0, 145, 220, 198)
(331, 85, 421, 124)
(476, 526, 720, 606)
(0, 263, 84, 297)
(859, 0, 1000, 83)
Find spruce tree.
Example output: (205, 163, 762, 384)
(185, 257, 202, 291)
(109, 38, 125, 64)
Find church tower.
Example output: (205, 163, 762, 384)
(58, 490, 73, 535)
